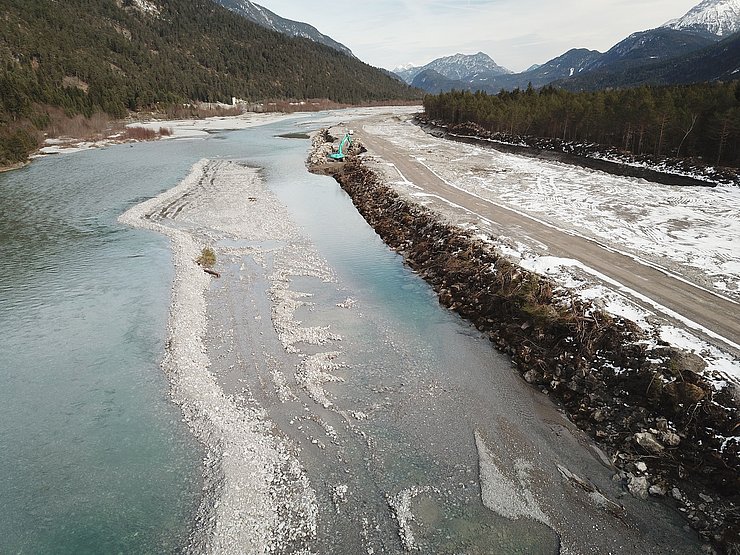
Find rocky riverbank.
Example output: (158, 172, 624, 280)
(309, 132, 739, 553)
(417, 116, 740, 188)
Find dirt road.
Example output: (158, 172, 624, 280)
(357, 128, 740, 356)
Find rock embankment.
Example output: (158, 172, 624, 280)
(307, 129, 366, 170)
(308, 131, 739, 553)
(307, 129, 338, 166)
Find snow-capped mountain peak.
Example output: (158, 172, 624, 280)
(663, 0, 740, 37)
(393, 52, 512, 84)
(427, 52, 513, 81)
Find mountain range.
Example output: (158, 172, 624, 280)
(396, 0, 740, 93)
(394, 52, 511, 84)
(0, 0, 413, 110)
(559, 30, 740, 91)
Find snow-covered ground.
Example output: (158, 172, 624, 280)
(360, 116, 740, 387)
(508, 249, 740, 388)
(34, 106, 421, 156)
(34, 112, 296, 156)
(128, 111, 297, 139)
(131, 106, 419, 141)
(365, 119, 740, 302)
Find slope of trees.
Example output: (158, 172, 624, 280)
(423, 83, 740, 167)
(0, 0, 419, 166)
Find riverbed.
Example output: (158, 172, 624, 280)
(0, 109, 704, 553)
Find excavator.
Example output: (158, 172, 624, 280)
(328, 132, 353, 161)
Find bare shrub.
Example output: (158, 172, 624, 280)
(196, 247, 216, 268)
(159, 103, 243, 119)
(124, 126, 157, 140)
(45, 108, 119, 140)
(260, 98, 419, 113)
(261, 99, 349, 113)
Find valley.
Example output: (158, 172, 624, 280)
(1, 0, 739, 553)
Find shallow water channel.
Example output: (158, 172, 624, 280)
(0, 111, 700, 553)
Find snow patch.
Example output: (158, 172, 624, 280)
(475, 432, 550, 525)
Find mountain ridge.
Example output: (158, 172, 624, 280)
(583, 27, 716, 72)
(212, 0, 354, 57)
(0, 0, 415, 109)
(394, 52, 512, 85)
(0, 0, 418, 166)
(557, 31, 740, 91)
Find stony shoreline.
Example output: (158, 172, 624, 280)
(310, 136, 739, 552)
(0, 160, 30, 173)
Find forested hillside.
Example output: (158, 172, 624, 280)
(0, 0, 418, 166)
(423, 83, 740, 167)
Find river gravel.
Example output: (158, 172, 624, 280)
(119, 160, 319, 554)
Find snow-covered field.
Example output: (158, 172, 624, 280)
(34, 112, 296, 156)
(127, 111, 297, 139)
(360, 117, 740, 387)
(364, 120, 740, 302)
(511, 251, 740, 388)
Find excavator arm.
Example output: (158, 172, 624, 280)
(329, 133, 353, 160)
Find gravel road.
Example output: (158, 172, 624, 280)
(356, 125, 740, 357)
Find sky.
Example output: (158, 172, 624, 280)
(255, 0, 701, 72)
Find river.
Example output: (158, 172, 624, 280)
(0, 110, 701, 553)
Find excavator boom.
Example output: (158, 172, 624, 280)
(329, 133, 353, 160)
